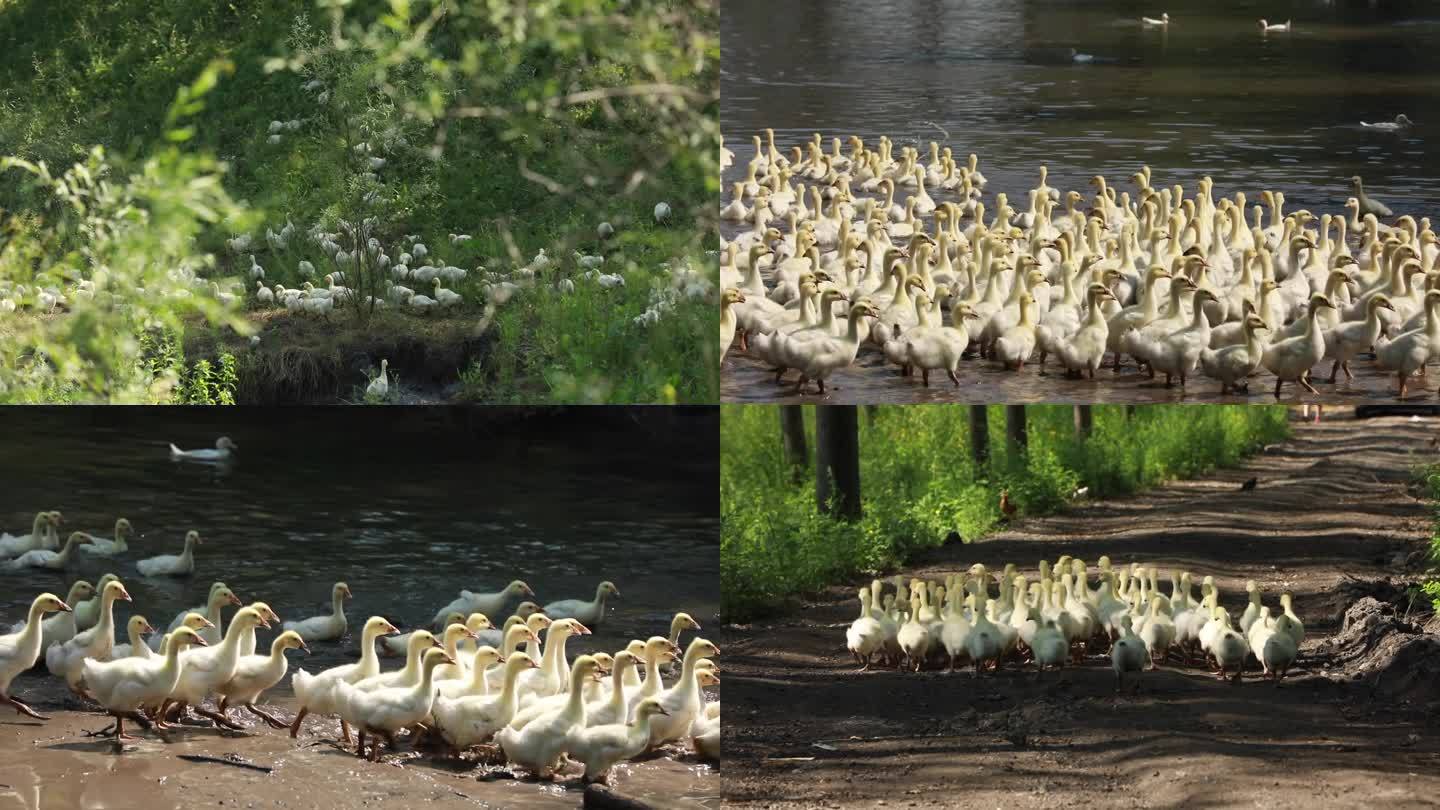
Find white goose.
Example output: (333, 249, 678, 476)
(1376, 290, 1440, 398)
(432, 652, 538, 750)
(350, 629, 443, 695)
(429, 622, 481, 683)
(78, 518, 134, 557)
(1261, 294, 1335, 398)
(168, 436, 237, 461)
(136, 529, 202, 577)
(542, 581, 620, 626)
(1110, 615, 1147, 693)
(845, 588, 886, 669)
(109, 615, 157, 661)
(692, 700, 720, 762)
(569, 698, 672, 785)
(516, 618, 592, 701)
(6, 579, 94, 654)
(585, 650, 642, 727)
(495, 655, 604, 778)
(1324, 295, 1394, 382)
(337, 647, 455, 760)
(218, 630, 310, 728)
(480, 615, 552, 678)
(1200, 313, 1270, 394)
(624, 637, 681, 719)
(162, 605, 272, 729)
(434, 644, 506, 701)
(431, 580, 535, 630)
(290, 615, 402, 741)
(667, 612, 702, 649)
(283, 582, 352, 642)
(157, 582, 242, 649)
(384, 612, 459, 658)
(74, 573, 121, 631)
(4, 530, 90, 570)
(47, 580, 131, 694)
(647, 637, 722, 746)
(1361, 114, 1414, 132)
(0, 593, 72, 718)
(0, 512, 56, 559)
(366, 359, 390, 399)
(81, 627, 208, 740)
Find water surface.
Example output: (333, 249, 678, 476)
(723, 0, 1440, 210)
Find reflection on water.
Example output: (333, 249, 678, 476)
(0, 407, 718, 809)
(723, 0, 1440, 210)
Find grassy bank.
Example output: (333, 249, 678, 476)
(720, 404, 1291, 621)
(0, 0, 717, 403)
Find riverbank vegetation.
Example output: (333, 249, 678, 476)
(0, 0, 718, 403)
(720, 404, 1291, 620)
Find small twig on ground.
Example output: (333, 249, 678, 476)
(176, 754, 273, 774)
(583, 783, 656, 810)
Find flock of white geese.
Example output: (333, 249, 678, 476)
(845, 557, 1304, 690)
(0, 508, 719, 787)
(719, 130, 1440, 398)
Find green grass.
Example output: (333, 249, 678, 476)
(720, 405, 1292, 621)
(1417, 464, 1440, 610)
(0, 0, 717, 403)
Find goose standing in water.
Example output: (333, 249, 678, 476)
(0, 593, 72, 718)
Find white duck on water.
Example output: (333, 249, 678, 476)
(169, 436, 237, 461)
(542, 581, 620, 626)
(430, 580, 534, 630)
(136, 530, 202, 577)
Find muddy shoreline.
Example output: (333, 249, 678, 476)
(721, 413, 1440, 808)
(0, 680, 718, 810)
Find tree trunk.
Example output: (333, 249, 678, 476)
(815, 406, 861, 520)
(1073, 405, 1093, 440)
(969, 405, 990, 469)
(1005, 405, 1027, 451)
(779, 405, 808, 484)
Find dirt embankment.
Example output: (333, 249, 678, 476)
(184, 311, 493, 404)
(722, 413, 1440, 809)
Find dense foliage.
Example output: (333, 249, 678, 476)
(1419, 464, 1440, 611)
(0, 0, 717, 403)
(721, 404, 1291, 620)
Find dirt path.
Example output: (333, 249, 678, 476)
(721, 412, 1440, 809)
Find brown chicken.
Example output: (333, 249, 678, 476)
(999, 489, 1016, 520)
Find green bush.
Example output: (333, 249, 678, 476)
(0, 0, 718, 403)
(721, 405, 1291, 621)
(1417, 465, 1440, 610)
